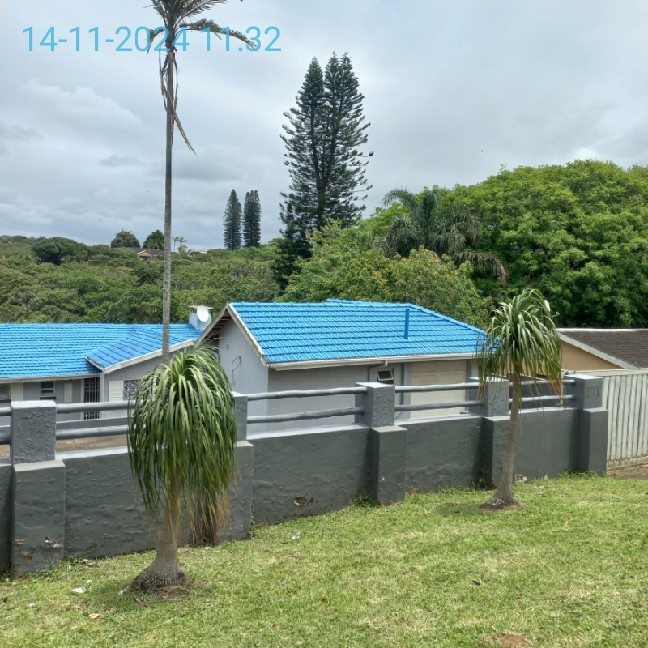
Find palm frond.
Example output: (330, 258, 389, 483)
(477, 289, 563, 402)
(383, 214, 420, 257)
(183, 19, 255, 47)
(128, 346, 237, 529)
(455, 250, 508, 285)
(383, 188, 419, 215)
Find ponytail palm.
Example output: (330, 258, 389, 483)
(478, 289, 562, 508)
(128, 347, 237, 591)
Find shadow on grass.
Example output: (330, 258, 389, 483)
(434, 501, 489, 518)
(83, 577, 189, 612)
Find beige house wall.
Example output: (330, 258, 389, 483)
(561, 342, 621, 371)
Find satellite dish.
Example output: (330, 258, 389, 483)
(196, 305, 210, 323)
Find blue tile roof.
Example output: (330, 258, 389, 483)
(0, 323, 202, 379)
(228, 300, 484, 365)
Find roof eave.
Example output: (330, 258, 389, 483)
(267, 352, 475, 371)
(0, 372, 96, 383)
(88, 339, 197, 374)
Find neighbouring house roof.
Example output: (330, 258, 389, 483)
(559, 329, 648, 369)
(0, 323, 203, 381)
(217, 300, 484, 368)
(138, 248, 164, 258)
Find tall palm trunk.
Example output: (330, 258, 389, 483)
(491, 375, 521, 505)
(162, 45, 175, 364)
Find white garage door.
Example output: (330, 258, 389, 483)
(409, 360, 469, 418)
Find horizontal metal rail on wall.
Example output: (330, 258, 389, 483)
(395, 400, 481, 412)
(0, 431, 9, 445)
(510, 394, 575, 405)
(56, 401, 130, 414)
(56, 425, 129, 441)
(248, 407, 364, 425)
(395, 383, 476, 393)
(246, 387, 366, 401)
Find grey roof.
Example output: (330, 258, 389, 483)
(559, 329, 648, 369)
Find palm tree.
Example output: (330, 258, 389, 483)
(382, 187, 507, 284)
(477, 289, 563, 508)
(148, 1, 251, 362)
(128, 347, 237, 591)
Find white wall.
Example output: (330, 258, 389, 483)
(217, 320, 269, 419)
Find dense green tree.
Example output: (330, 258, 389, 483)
(110, 230, 140, 249)
(223, 190, 242, 250)
(276, 53, 371, 286)
(147, 1, 250, 362)
(452, 160, 648, 327)
(478, 289, 562, 508)
(382, 187, 506, 284)
(143, 230, 164, 250)
(243, 190, 262, 247)
(282, 224, 490, 328)
(128, 347, 237, 591)
(33, 237, 88, 265)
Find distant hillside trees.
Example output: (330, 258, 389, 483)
(143, 230, 164, 249)
(223, 190, 242, 250)
(111, 230, 140, 249)
(33, 237, 88, 265)
(243, 190, 262, 247)
(276, 53, 371, 287)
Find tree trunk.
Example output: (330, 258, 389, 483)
(483, 375, 521, 508)
(162, 46, 175, 364)
(131, 477, 186, 591)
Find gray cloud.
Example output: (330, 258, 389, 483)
(99, 154, 144, 167)
(0, 122, 43, 142)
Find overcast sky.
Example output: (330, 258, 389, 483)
(2, 1, 647, 248)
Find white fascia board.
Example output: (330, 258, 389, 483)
(559, 334, 634, 370)
(0, 373, 95, 384)
(226, 304, 270, 366)
(90, 339, 196, 375)
(268, 352, 475, 371)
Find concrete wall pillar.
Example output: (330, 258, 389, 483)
(480, 415, 508, 487)
(221, 440, 254, 541)
(11, 401, 57, 465)
(569, 375, 607, 473)
(368, 426, 407, 505)
(232, 393, 248, 441)
(12, 460, 66, 576)
(577, 408, 608, 474)
(569, 374, 603, 409)
(469, 377, 509, 418)
(355, 382, 395, 428)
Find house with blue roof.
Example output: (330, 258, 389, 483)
(0, 308, 210, 421)
(208, 300, 485, 432)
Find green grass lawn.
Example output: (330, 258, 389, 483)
(1, 475, 646, 647)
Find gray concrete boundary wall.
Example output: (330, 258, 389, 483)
(0, 461, 11, 572)
(0, 375, 607, 575)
